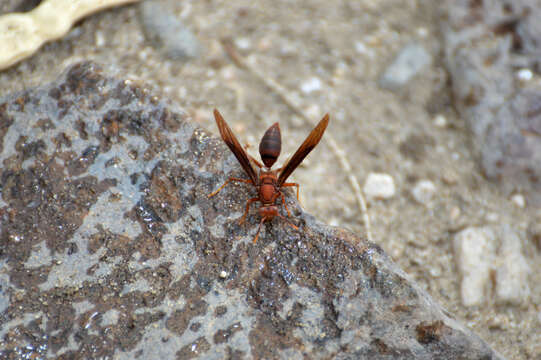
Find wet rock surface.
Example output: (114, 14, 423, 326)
(0, 62, 503, 359)
(442, 0, 541, 204)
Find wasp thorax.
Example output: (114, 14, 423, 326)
(259, 122, 281, 168)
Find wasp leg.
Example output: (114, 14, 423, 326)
(253, 216, 267, 243)
(249, 154, 264, 169)
(240, 197, 259, 225)
(208, 177, 253, 198)
(277, 212, 299, 231)
(281, 182, 300, 201)
(279, 192, 292, 218)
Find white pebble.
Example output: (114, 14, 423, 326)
(219, 270, 228, 279)
(363, 173, 396, 200)
(511, 193, 526, 208)
(220, 65, 236, 80)
(433, 114, 447, 128)
(516, 68, 533, 81)
(411, 180, 436, 205)
(416, 27, 429, 38)
(235, 37, 251, 50)
(453, 227, 496, 307)
(354, 41, 374, 57)
(95, 30, 105, 47)
(485, 212, 499, 223)
(495, 228, 531, 305)
(300, 77, 322, 94)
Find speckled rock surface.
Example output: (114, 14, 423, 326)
(0, 62, 503, 359)
(442, 0, 541, 204)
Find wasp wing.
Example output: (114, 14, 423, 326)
(213, 109, 258, 184)
(278, 114, 329, 186)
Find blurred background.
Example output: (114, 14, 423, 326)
(1, 1, 539, 358)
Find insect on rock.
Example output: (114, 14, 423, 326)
(208, 109, 330, 243)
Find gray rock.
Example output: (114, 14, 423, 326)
(495, 227, 531, 305)
(453, 225, 531, 307)
(379, 43, 432, 90)
(139, 0, 199, 60)
(453, 227, 497, 307)
(0, 0, 42, 14)
(0, 62, 503, 359)
(442, 0, 541, 204)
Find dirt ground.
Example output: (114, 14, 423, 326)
(0, 1, 539, 359)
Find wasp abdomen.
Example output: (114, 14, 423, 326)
(259, 122, 281, 168)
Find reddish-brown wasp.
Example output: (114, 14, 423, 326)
(208, 109, 330, 243)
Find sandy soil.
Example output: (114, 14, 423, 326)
(0, 1, 539, 359)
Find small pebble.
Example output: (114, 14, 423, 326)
(333, 62, 348, 78)
(487, 314, 509, 330)
(416, 27, 429, 38)
(220, 66, 236, 80)
(139, 1, 199, 60)
(511, 193, 525, 208)
(411, 180, 436, 205)
(453, 227, 496, 307)
(441, 170, 458, 185)
(516, 68, 533, 81)
(449, 206, 461, 221)
(429, 266, 441, 278)
(379, 43, 432, 90)
(329, 218, 339, 227)
(495, 228, 531, 305)
(235, 37, 251, 50)
(257, 37, 272, 51)
(363, 173, 396, 200)
(354, 41, 374, 57)
(95, 30, 105, 47)
(300, 77, 322, 94)
(219, 270, 228, 279)
(433, 114, 447, 128)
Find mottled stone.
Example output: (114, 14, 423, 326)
(0, 62, 503, 359)
(442, 0, 541, 204)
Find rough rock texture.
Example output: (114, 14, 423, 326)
(442, 0, 541, 204)
(0, 62, 503, 359)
